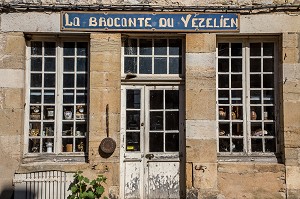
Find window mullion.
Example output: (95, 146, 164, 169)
(56, 40, 63, 153)
(244, 40, 251, 154)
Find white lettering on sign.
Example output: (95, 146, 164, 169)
(181, 14, 238, 28)
(64, 13, 80, 27)
(87, 17, 153, 28)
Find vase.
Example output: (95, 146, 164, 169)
(251, 110, 257, 120)
(219, 108, 226, 119)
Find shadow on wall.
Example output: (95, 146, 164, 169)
(0, 187, 36, 199)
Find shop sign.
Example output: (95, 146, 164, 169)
(61, 12, 239, 32)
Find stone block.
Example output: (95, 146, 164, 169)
(186, 162, 193, 189)
(0, 69, 24, 88)
(193, 163, 217, 190)
(3, 88, 23, 109)
(283, 101, 300, 128)
(186, 75, 216, 90)
(186, 120, 217, 140)
(90, 71, 120, 89)
(282, 32, 298, 48)
(0, 109, 23, 135)
(4, 33, 25, 55)
(286, 166, 300, 190)
(285, 148, 300, 166)
(186, 34, 216, 53)
(186, 53, 216, 71)
(186, 139, 217, 163)
(284, 129, 300, 148)
(283, 47, 299, 64)
(218, 162, 285, 199)
(186, 89, 216, 120)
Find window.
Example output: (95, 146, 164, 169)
(123, 38, 182, 75)
(26, 39, 89, 156)
(217, 38, 278, 156)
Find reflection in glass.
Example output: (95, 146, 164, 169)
(250, 43, 261, 56)
(124, 39, 137, 55)
(139, 57, 152, 74)
(140, 39, 152, 55)
(165, 90, 179, 109)
(218, 43, 229, 56)
(154, 57, 167, 74)
(165, 133, 179, 151)
(43, 122, 54, 136)
(45, 58, 56, 71)
(166, 111, 179, 130)
(63, 42, 75, 56)
(126, 132, 140, 151)
(126, 111, 140, 130)
(150, 90, 163, 109)
(124, 57, 137, 73)
(150, 111, 163, 130)
(154, 39, 167, 55)
(77, 58, 87, 71)
(31, 42, 42, 55)
(149, 132, 163, 152)
(31, 74, 42, 87)
(126, 90, 140, 109)
(77, 42, 88, 56)
(31, 57, 42, 71)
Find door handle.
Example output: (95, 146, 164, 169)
(145, 154, 154, 160)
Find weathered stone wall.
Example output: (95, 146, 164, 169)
(0, 32, 25, 198)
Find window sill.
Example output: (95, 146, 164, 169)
(22, 153, 87, 164)
(217, 153, 282, 163)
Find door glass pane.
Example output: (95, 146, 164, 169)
(150, 112, 163, 130)
(127, 111, 140, 130)
(126, 132, 140, 151)
(165, 90, 179, 109)
(150, 90, 163, 109)
(126, 90, 140, 109)
(166, 111, 179, 130)
(149, 132, 163, 152)
(165, 133, 179, 151)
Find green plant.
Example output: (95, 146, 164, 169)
(68, 171, 108, 199)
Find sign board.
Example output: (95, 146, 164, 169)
(61, 12, 239, 32)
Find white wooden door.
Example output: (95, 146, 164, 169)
(120, 85, 183, 199)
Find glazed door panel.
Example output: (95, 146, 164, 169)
(121, 86, 182, 199)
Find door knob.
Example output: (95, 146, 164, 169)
(145, 154, 154, 160)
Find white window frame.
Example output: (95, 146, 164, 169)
(24, 35, 89, 161)
(216, 36, 279, 161)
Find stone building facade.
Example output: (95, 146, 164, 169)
(0, 1, 300, 199)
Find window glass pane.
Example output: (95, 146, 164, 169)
(64, 58, 74, 72)
(44, 42, 56, 56)
(126, 111, 140, 130)
(62, 138, 74, 152)
(250, 58, 261, 72)
(43, 122, 54, 135)
(149, 132, 163, 152)
(63, 106, 74, 120)
(124, 57, 137, 74)
(64, 42, 75, 56)
(169, 57, 181, 74)
(76, 90, 87, 103)
(265, 123, 275, 136)
(251, 139, 263, 152)
(31, 74, 42, 87)
(250, 43, 261, 56)
(231, 90, 242, 104)
(219, 138, 230, 152)
(150, 111, 163, 130)
(263, 90, 274, 104)
(75, 123, 87, 136)
(218, 75, 229, 88)
(150, 90, 163, 109)
(231, 74, 242, 88)
(218, 90, 229, 104)
(154, 57, 167, 74)
(219, 106, 229, 120)
(219, 123, 230, 136)
(63, 74, 74, 88)
(218, 43, 229, 56)
(165, 133, 179, 151)
(126, 90, 140, 109)
(44, 90, 55, 103)
(31, 57, 42, 71)
(62, 122, 74, 136)
(31, 41, 42, 55)
(63, 90, 74, 104)
(165, 90, 179, 109)
(124, 39, 137, 55)
(218, 59, 229, 72)
(44, 58, 56, 72)
(251, 123, 262, 136)
(166, 111, 179, 130)
(263, 43, 274, 56)
(29, 139, 40, 153)
(231, 43, 242, 56)
(140, 39, 152, 55)
(139, 57, 152, 74)
(265, 139, 276, 152)
(250, 74, 261, 88)
(250, 106, 261, 120)
(77, 74, 87, 88)
(126, 132, 140, 151)
(30, 90, 42, 104)
(169, 39, 182, 55)
(77, 58, 87, 71)
(232, 139, 243, 152)
(263, 74, 274, 88)
(231, 58, 242, 72)
(77, 42, 88, 56)
(75, 138, 86, 152)
(44, 74, 55, 88)
(250, 90, 261, 104)
(263, 58, 274, 72)
(232, 123, 243, 136)
(154, 39, 167, 55)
